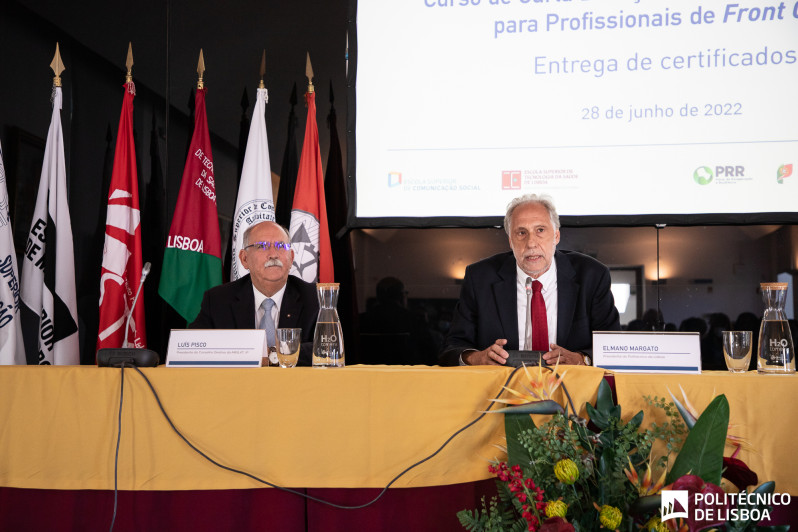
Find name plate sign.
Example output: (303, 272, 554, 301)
(166, 329, 265, 368)
(592, 331, 701, 374)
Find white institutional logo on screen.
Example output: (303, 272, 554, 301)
(660, 490, 689, 521)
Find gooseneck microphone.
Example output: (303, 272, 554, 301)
(97, 261, 159, 367)
(123, 262, 151, 348)
(524, 277, 533, 350)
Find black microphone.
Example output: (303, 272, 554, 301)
(97, 262, 159, 367)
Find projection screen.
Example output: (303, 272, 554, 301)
(348, 0, 798, 227)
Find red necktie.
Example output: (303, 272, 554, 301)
(531, 280, 549, 351)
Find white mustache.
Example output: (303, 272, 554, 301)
(264, 258, 284, 268)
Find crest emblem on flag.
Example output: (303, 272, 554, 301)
(289, 211, 320, 282)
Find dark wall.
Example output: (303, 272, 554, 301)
(1, 0, 349, 362)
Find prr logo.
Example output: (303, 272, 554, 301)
(715, 165, 745, 177)
(777, 164, 792, 184)
(388, 172, 402, 188)
(502, 171, 521, 190)
(693, 166, 713, 185)
(661, 490, 689, 521)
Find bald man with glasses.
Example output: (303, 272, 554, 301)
(190, 221, 319, 366)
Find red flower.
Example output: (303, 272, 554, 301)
(722, 456, 758, 491)
(670, 475, 727, 531)
(539, 517, 575, 532)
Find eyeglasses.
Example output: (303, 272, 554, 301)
(243, 241, 291, 251)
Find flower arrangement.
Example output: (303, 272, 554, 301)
(457, 364, 788, 532)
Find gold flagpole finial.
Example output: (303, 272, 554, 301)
(305, 52, 314, 94)
(125, 42, 134, 83)
(259, 49, 266, 89)
(50, 42, 65, 87)
(197, 49, 206, 89)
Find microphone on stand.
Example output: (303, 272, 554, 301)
(97, 262, 160, 367)
(505, 277, 548, 368)
(123, 262, 151, 348)
(523, 277, 533, 350)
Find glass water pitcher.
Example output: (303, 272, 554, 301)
(757, 282, 795, 374)
(312, 283, 345, 368)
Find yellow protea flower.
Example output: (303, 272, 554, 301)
(643, 516, 668, 532)
(545, 500, 568, 518)
(553, 458, 579, 484)
(597, 504, 622, 530)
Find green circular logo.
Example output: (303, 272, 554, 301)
(693, 166, 713, 185)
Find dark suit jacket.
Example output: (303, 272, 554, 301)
(439, 250, 620, 366)
(189, 274, 319, 366)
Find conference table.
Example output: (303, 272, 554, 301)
(0, 364, 795, 530)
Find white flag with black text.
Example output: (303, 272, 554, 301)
(0, 140, 25, 365)
(20, 86, 79, 365)
(230, 87, 275, 280)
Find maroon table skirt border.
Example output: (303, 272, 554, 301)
(0, 480, 497, 532)
(3, 481, 796, 530)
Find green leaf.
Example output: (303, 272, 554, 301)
(626, 410, 644, 432)
(504, 412, 536, 468)
(587, 380, 622, 430)
(585, 401, 607, 430)
(725, 481, 781, 531)
(666, 394, 729, 485)
(597, 447, 616, 506)
(491, 400, 565, 416)
(628, 495, 661, 516)
(596, 378, 615, 412)
(668, 388, 697, 430)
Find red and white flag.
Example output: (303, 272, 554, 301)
(289, 88, 333, 283)
(97, 81, 146, 351)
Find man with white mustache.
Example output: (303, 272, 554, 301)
(190, 221, 319, 365)
(439, 194, 620, 366)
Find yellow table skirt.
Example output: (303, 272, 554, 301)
(0, 364, 605, 491)
(613, 371, 798, 495)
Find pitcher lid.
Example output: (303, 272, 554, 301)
(760, 282, 788, 289)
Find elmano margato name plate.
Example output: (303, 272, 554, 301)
(166, 329, 265, 367)
(592, 331, 701, 374)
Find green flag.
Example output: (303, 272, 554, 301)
(158, 87, 222, 323)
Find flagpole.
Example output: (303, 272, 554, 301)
(97, 43, 148, 354)
(259, 49, 266, 89)
(197, 49, 205, 90)
(50, 42, 64, 88)
(21, 43, 80, 365)
(230, 49, 276, 280)
(158, 49, 222, 323)
(305, 52, 315, 94)
(125, 42, 134, 86)
(288, 52, 334, 283)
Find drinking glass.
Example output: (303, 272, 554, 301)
(276, 328, 302, 368)
(723, 331, 752, 373)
